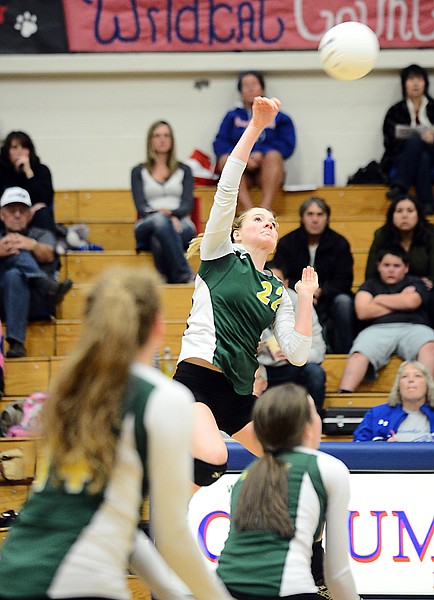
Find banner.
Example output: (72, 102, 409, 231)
(0, 1, 433, 54)
(0, 0, 68, 53)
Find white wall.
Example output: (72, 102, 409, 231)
(0, 49, 431, 190)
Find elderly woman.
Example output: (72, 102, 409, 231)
(354, 360, 434, 442)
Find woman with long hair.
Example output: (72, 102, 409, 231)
(217, 383, 359, 600)
(173, 97, 317, 488)
(131, 120, 196, 283)
(365, 193, 434, 323)
(0, 266, 231, 600)
(0, 131, 55, 232)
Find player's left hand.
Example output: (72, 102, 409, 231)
(294, 266, 319, 296)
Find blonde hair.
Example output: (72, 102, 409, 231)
(388, 361, 434, 408)
(186, 207, 277, 260)
(42, 266, 162, 494)
(232, 383, 311, 537)
(145, 120, 178, 175)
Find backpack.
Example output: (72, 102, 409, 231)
(347, 161, 389, 185)
(7, 392, 47, 437)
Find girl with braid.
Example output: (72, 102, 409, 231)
(0, 266, 231, 600)
(173, 97, 318, 487)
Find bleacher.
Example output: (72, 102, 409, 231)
(0, 184, 414, 598)
(2, 184, 406, 401)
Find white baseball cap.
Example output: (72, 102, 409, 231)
(0, 187, 32, 208)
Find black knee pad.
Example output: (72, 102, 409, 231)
(194, 458, 228, 487)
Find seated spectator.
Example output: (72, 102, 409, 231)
(257, 286, 327, 417)
(381, 64, 434, 214)
(365, 193, 434, 325)
(272, 196, 355, 353)
(131, 120, 195, 284)
(354, 360, 434, 442)
(213, 70, 296, 210)
(217, 383, 359, 600)
(0, 187, 72, 358)
(0, 131, 56, 232)
(339, 247, 434, 393)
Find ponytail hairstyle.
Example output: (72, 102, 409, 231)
(42, 266, 162, 494)
(232, 383, 312, 537)
(186, 207, 277, 259)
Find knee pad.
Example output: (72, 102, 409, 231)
(194, 458, 228, 487)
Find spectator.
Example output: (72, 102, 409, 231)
(131, 120, 195, 283)
(257, 286, 326, 417)
(365, 193, 434, 324)
(339, 247, 434, 393)
(0, 131, 56, 232)
(0, 187, 72, 358)
(381, 64, 434, 214)
(272, 196, 355, 354)
(0, 266, 231, 600)
(354, 360, 434, 442)
(213, 70, 296, 210)
(217, 383, 359, 600)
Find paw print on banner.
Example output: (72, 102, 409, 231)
(14, 12, 38, 39)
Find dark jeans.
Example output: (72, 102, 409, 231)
(319, 293, 355, 354)
(265, 362, 326, 416)
(135, 212, 195, 283)
(0, 251, 52, 343)
(391, 134, 434, 209)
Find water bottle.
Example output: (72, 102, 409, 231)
(323, 147, 335, 186)
(161, 346, 175, 378)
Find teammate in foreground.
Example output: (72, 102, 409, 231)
(0, 266, 231, 600)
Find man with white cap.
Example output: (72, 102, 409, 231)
(0, 187, 72, 358)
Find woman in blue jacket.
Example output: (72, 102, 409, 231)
(354, 360, 434, 442)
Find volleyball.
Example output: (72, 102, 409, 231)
(318, 21, 380, 81)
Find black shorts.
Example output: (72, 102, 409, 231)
(173, 361, 256, 436)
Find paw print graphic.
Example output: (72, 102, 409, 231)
(14, 12, 38, 39)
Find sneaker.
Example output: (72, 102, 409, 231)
(48, 278, 73, 306)
(6, 340, 26, 359)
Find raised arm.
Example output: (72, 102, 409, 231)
(201, 97, 281, 261)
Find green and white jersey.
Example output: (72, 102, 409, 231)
(0, 364, 230, 600)
(217, 448, 359, 600)
(178, 156, 311, 395)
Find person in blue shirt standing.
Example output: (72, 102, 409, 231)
(213, 71, 296, 210)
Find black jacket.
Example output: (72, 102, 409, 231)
(272, 226, 354, 314)
(381, 98, 434, 172)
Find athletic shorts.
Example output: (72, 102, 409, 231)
(350, 322, 434, 371)
(173, 361, 256, 436)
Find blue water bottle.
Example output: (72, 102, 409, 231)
(323, 146, 335, 186)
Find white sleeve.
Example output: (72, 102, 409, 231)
(272, 289, 312, 366)
(145, 381, 231, 600)
(318, 454, 360, 600)
(286, 288, 325, 364)
(130, 531, 194, 599)
(200, 156, 246, 261)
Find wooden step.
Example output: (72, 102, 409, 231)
(59, 283, 193, 321)
(5, 358, 50, 396)
(4, 322, 55, 358)
(324, 392, 388, 408)
(323, 354, 402, 393)
(63, 251, 200, 285)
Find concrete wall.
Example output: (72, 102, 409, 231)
(0, 49, 431, 190)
